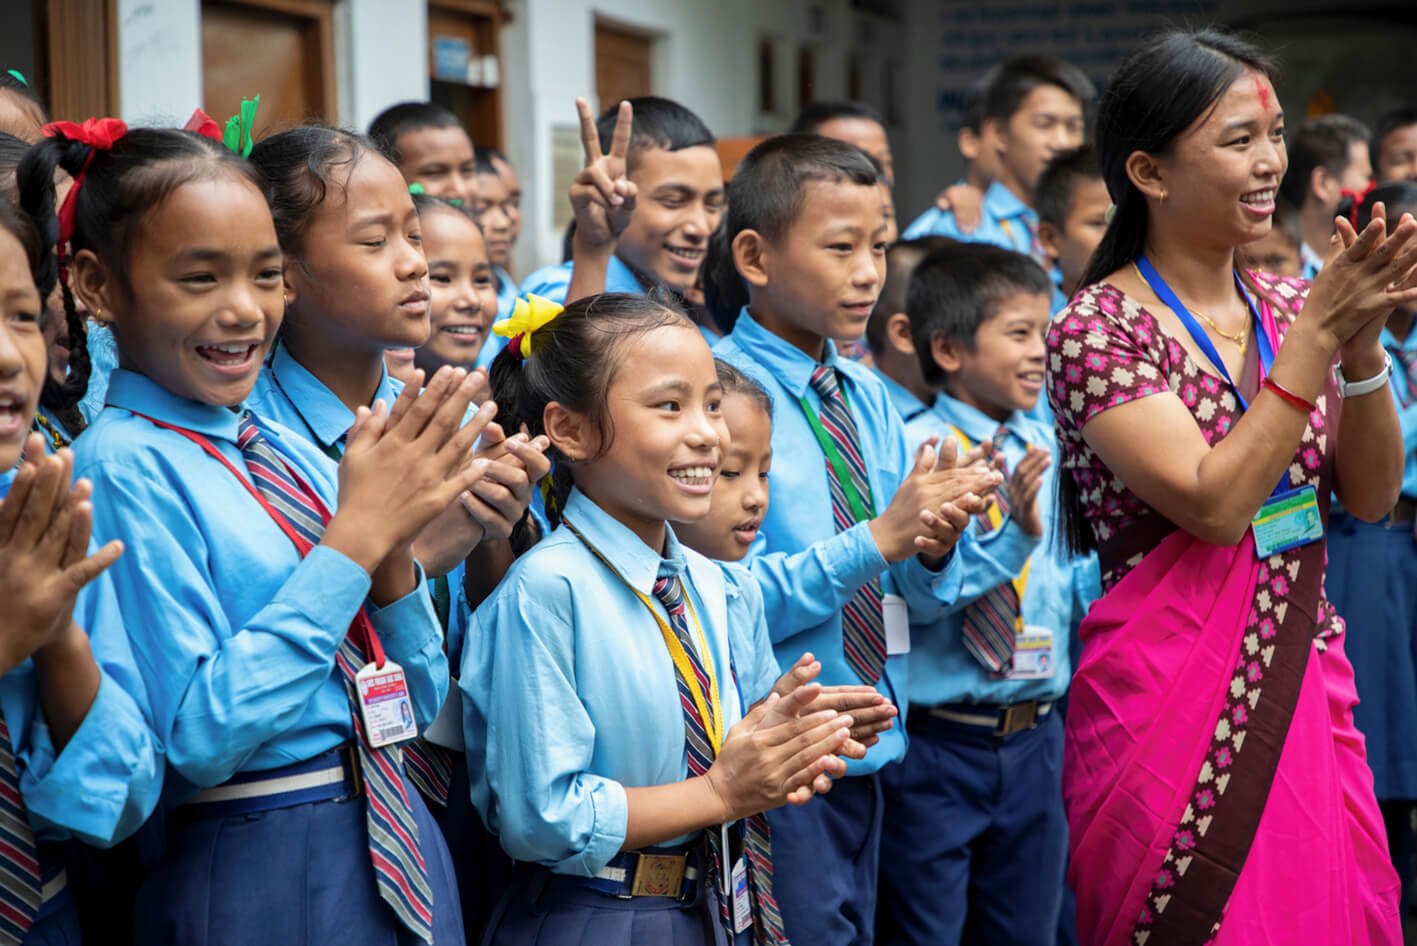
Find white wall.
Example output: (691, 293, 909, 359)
(339, 0, 429, 130)
(116, 0, 203, 124)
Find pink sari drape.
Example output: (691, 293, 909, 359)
(1064, 527, 1401, 946)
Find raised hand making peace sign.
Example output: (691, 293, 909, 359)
(570, 97, 636, 249)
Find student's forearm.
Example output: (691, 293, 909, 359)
(1334, 344, 1404, 519)
(32, 625, 101, 750)
(565, 235, 615, 304)
(623, 778, 730, 851)
(463, 538, 516, 612)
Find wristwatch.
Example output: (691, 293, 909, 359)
(1334, 352, 1393, 398)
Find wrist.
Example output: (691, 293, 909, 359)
(1338, 342, 1387, 378)
(867, 518, 904, 564)
(369, 547, 417, 606)
(321, 514, 390, 575)
(1290, 317, 1342, 361)
(33, 623, 92, 676)
(698, 770, 738, 825)
(571, 230, 617, 259)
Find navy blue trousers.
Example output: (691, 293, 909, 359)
(766, 771, 882, 946)
(878, 708, 1067, 946)
(431, 752, 510, 945)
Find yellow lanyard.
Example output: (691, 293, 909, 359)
(563, 519, 725, 753)
(950, 425, 1030, 620)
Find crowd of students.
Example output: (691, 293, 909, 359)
(0, 22, 1415, 946)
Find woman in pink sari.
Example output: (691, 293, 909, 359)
(1047, 29, 1417, 945)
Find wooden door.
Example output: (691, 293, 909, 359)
(46, 0, 118, 120)
(201, 0, 335, 136)
(594, 22, 651, 111)
(428, 0, 504, 151)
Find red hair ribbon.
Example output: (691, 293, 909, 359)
(183, 108, 223, 143)
(42, 117, 129, 251)
(1342, 180, 1376, 227)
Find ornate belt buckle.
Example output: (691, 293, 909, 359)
(630, 853, 687, 897)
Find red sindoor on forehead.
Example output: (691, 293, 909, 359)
(1254, 75, 1272, 113)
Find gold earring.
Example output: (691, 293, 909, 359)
(1159, 189, 1168, 204)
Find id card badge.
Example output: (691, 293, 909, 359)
(883, 593, 910, 655)
(731, 856, 752, 933)
(356, 660, 418, 748)
(1009, 626, 1055, 679)
(1251, 484, 1324, 559)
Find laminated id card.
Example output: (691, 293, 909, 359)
(1251, 484, 1324, 559)
(356, 660, 418, 748)
(731, 857, 752, 933)
(1009, 626, 1056, 679)
(883, 593, 910, 655)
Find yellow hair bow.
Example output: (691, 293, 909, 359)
(493, 293, 564, 359)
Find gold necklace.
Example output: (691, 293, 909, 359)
(1132, 263, 1250, 353)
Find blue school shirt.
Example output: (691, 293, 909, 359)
(1301, 242, 1325, 282)
(902, 181, 1040, 260)
(74, 369, 448, 792)
(872, 367, 931, 423)
(714, 309, 966, 773)
(0, 469, 161, 845)
(459, 488, 780, 876)
(901, 393, 1081, 706)
(517, 255, 647, 305)
(1382, 326, 1417, 500)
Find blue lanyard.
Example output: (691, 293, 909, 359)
(1135, 255, 1289, 493)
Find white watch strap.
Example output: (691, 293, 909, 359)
(1335, 352, 1393, 398)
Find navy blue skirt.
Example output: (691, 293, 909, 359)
(24, 888, 80, 946)
(1326, 511, 1417, 799)
(431, 752, 509, 943)
(134, 772, 464, 945)
(483, 861, 748, 946)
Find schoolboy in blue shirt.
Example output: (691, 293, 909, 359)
(521, 96, 725, 305)
(865, 237, 959, 423)
(1277, 115, 1371, 280)
(715, 133, 1001, 946)
(877, 243, 1076, 946)
(368, 100, 479, 208)
(903, 55, 1092, 268)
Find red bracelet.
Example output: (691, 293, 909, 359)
(1261, 376, 1316, 414)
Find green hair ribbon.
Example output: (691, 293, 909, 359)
(6, 70, 27, 87)
(223, 95, 260, 158)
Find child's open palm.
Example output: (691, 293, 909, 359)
(1007, 446, 1051, 538)
(570, 98, 636, 249)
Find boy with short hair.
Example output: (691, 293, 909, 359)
(878, 242, 1074, 946)
(1278, 115, 1371, 278)
(521, 95, 725, 304)
(715, 133, 1001, 945)
(1372, 106, 1417, 185)
(904, 55, 1092, 264)
(1034, 145, 1110, 312)
(792, 100, 895, 186)
(368, 101, 478, 206)
(867, 237, 959, 422)
(470, 150, 520, 318)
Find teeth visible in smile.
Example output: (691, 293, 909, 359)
(443, 326, 483, 336)
(667, 247, 703, 261)
(670, 466, 714, 483)
(205, 343, 252, 354)
(1241, 189, 1275, 205)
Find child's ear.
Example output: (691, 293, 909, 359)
(931, 334, 965, 375)
(69, 249, 116, 322)
(1309, 164, 1336, 205)
(957, 127, 980, 162)
(732, 229, 770, 288)
(1037, 220, 1062, 264)
(543, 400, 596, 463)
(283, 266, 298, 307)
(885, 313, 916, 357)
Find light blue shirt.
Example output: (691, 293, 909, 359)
(902, 393, 1084, 705)
(0, 468, 162, 846)
(517, 254, 647, 305)
(872, 367, 932, 423)
(75, 369, 448, 793)
(714, 309, 966, 772)
(1301, 242, 1325, 282)
(902, 181, 1041, 261)
(1382, 326, 1417, 499)
(79, 321, 119, 425)
(460, 488, 779, 876)
(474, 265, 521, 370)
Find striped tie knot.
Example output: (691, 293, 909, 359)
(653, 574, 687, 618)
(809, 364, 839, 400)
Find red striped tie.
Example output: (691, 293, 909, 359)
(0, 716, 42, 946)
(237, 414, 436, 942)
(962, 426, 1019, 673)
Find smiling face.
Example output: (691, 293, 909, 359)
(414, 205, 496, 373)
(1148, 70, 1288, 251)
(617, 145, 725, 294)
(936, 290, 1051, 420)
(673, 390, 772, 562)
(989, 85, 1086, 198)
(745, 179, 887, 359)
(492, 154, 523, 246)
(74, 173, 284, 407)
(394, 125, 477, 205)
(564, 323, 725, 549)
(0, 229, 48, 467)
(284, 153, 430, 355)
(470, 169, 515, 268)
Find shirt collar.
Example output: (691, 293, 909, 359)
(561, 487, 688, 595)
(872, 367, 932, 420)
(984, 181, 1035, 224)
(728, 307, 840, 399)
(104, 369, 243, 442)
(269, 343, 399, 450)
(932, 389, 1027, 448)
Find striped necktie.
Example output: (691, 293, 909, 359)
(652, 572, 787, 946)
(961, 426, 1019, 673)
(0, 716, 42, 945)
(808, 365, 887, 684)
(237, 414, 436, 943)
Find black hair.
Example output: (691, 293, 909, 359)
(960, 66, 999, 135)
(1070, 27, 1276, 555)
(714, 358, 773, 417)
(702, 220, 748, 334)
(981, 54, 1094, 126)
(18, 124, 260, 411)
(790, 100, 885, 135)
(867, 236, 958, 355)
(0, 130, 31, 203)
(412, 190, 477, 224)
(249, 124, 374, 254)
(595, 96, 714, 171)
(481, 146, 509, 165)
(472, 149, 499, 175)
(0, 72, 47, 140)
(489, 292, 693, 528)
(1278, 114, 1370, 209)
(1356, 181, 1417, 232)
(1370, 106, 1417, 181)
(906, 243, 1051, 386)
(367, 101, 463, 166)
(0, 189, 46, 296)
(726, 133, 879, 245)
(1035, 146, 1103, 228)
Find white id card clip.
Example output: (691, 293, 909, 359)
(1009, 626, 1056, 679)
(883, 593, 910, 655)
(356, 660, 418, 748)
